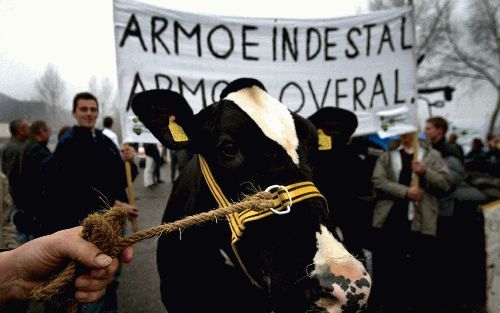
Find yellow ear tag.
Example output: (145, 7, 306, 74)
(168, 115, 189, 142)
(317, 129, 332, 150)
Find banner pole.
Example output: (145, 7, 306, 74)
(408, 0, 420, 189)
(411, 131, 420, 187)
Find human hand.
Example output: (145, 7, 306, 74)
(0, 227, 133, 305)
(114, 200, 139, 217)
(406, 186, 422, 202)
(411, 161, 426, 176)
(121, 145, 135, 162)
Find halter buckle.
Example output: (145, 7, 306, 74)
(265, 185, 292, 215)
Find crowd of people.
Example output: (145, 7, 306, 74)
(0, 92, 140, 313)
(0, 94, 498, 313)
(316, 113, 498, 313)
(306, 107, 498, 313)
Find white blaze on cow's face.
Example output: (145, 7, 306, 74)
(312, 225, 371, 312)
(225, 86, 300, 164)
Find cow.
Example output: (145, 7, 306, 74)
(131, 78, 371, 313)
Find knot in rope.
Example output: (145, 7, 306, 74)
(80, 208, 129, 257)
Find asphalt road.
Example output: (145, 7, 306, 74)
(117, 163, 172, 313)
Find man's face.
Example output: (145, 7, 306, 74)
(425, 122, 443, 143)
(489, 135, 500, 150)
(41, 125, 52, 143)
(18, 121, 30, 140)
(400, 133, 414, 147)
(73, 99, 98, 129)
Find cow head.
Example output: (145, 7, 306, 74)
(132, 78, 371, 313)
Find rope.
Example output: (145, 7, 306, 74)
(29, 191, 274, 313)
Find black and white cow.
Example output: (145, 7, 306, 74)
(131, 78, 371, 313)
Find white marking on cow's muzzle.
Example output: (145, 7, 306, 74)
(312, 225, 371, 312)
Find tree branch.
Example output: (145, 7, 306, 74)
(439, 70, 486, 80)
(418, 1, 447, 55)
(445, 11, 499, 89)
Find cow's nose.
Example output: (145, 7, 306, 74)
(311, 225, 371, 312)
(312, 262, 371, 313)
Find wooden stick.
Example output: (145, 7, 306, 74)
(411, 131, 420, 187)
(125, 160, 139, 232)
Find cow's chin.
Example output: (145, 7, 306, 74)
(313, 283, 364, 313)
(315, 295, 342, 313)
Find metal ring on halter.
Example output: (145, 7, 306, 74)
(265, 185, 292, 215)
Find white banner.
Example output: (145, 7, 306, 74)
(113, 0, 417, 143)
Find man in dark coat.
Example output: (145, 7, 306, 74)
(42, 92, 139, 234)
(9, 120, 52, 241)
(426, 116, 488, 309)
(1, 119, 30, 176)
(425, 116, 464, 162)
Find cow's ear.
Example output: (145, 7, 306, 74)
(131, 90, 194, 150)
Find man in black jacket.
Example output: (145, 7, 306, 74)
(425, 116, 464, 162)
(43, 92, 139, 233)
(9, 120, 52, 241)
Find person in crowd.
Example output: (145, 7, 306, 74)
(41, 92, 139, 313)
(143, 143, 163, 187)
(0, 226, 133, 312)
(425, 117, 487, 309)
(308, 107, 374, 264)
(8, 121, 52, 242)
(160, 145, 168, 166)
(102, 116, 120, 149)
(425, 116, 464, 162)
(484, 134, 499, 177)
(448, 133, 458, 144)
(464, 134, 500, 200)
(425, 117, 466, 219)
(447, 132, 464, 158)
(370, 132, 451, 313)
(58, 125, 72, 141)
(1, 119, 30, 176)
(0, 172, 21, 313)
(169, 149, 193, 183)
(0, 173, 19, 251)
(465, 138, 486, 163)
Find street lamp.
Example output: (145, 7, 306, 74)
(417, 86, 455, 117)
(418, 86, 455, 101)
(418, 96, 446, 117)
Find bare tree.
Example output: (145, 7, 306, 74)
(34, 63, 66, 109)
(369, 0, 448, 85)
(88, 76, 116, 117)
(368, 0, 405, 11)
(440, 0, 500, 135)
(370, 0, 500, 135)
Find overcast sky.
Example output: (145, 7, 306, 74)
(0, 0, 368, 101)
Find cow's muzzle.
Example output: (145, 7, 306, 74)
(311, 226, 371, 313)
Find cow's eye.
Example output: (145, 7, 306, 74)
(221, 143, 238, 158)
